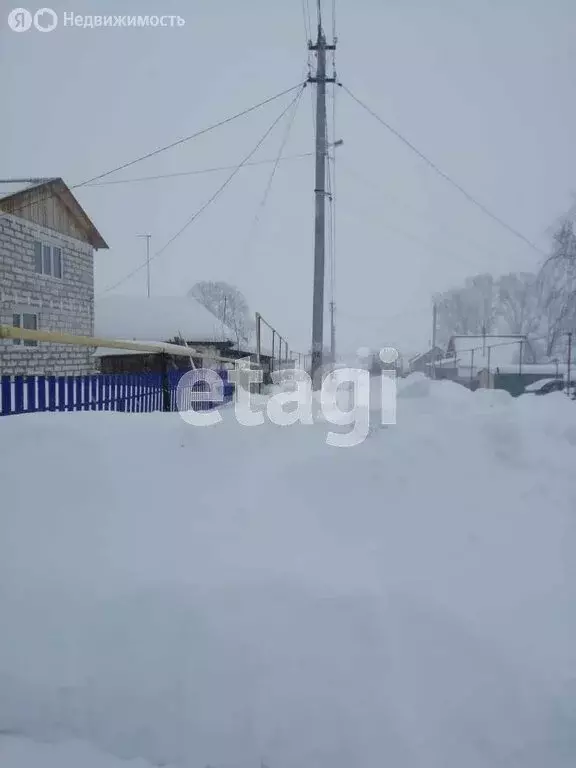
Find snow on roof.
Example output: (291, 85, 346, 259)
(95, 295, 236, 344)
(92, 340, 199, 358)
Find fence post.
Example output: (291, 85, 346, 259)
(14, 375, 24, 414)
(255, 312, 261, 393)
(26, 376, 37, 413)
(38, 375, 46, 412)
(1, 375, 12, 415)
(57, 376, 66, 411)
(47, 376, 56, 411)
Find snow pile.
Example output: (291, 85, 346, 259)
(1, 380, 576, 767)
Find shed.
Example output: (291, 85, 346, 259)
(94, 295, 273, 375)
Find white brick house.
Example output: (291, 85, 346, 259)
(0, 178, 108, 376)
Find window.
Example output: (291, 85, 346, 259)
(12, 312, 38, 346)
(53, 246, 62, 278)
(33, 240, 63, 278)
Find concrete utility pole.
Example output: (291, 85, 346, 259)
(308, 4, 336, 386)
(329, 300, 336, 362)
(567, 331, 573, 395)
(431, 302, 437, 379)
(137, 234, 152, 298)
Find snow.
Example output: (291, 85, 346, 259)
(524, 378, 560, 393)
(95, 295, 236, 344)
(1, 375, 576, 767)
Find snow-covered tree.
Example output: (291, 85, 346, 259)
(188, 281, 253, 346)
(537, 220, 576, 356)
(495, 272, 540, 336)
(434, 273, 495, 346)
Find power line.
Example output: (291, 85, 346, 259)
(340, 83, 546, 257)
(242, 86, 305, 259)
(99, 86, 306, 295)
(77, 84, 306, 188)
(84, 153, 314, 187)
(336, 161, 506, 266)
(2, 82, 305, 219)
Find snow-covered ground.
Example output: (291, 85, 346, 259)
(1, 375, 576, 767)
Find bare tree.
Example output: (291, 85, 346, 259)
(189, 281, 253, 347)
(495, 272, 540, 336)
(466, 273, 496, 334)
(537, 220, 576, 356)
(434, 273, 495, 346)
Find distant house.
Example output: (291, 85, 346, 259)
(94, 295, 273, 374)
(434, 334, 535, 385)
(408, 346, 443, 375)
(0, 177, 108, 375)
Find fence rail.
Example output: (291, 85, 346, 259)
(0, 370, 234, 417)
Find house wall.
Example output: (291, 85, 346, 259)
(0, 213, 95, 376)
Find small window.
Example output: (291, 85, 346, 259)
(33, 241, 42, 273)
(42, 244, 51, 274)
(13, 312, 38, 346)
(33, 240, 63, 279)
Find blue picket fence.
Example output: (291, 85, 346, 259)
(0, 370, 234, 417)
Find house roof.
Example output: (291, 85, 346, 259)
(95, 295, 238, 344)
(0, 177, 108, 249)
(91, 339, 205, 359)
(408, 346, 443, 364)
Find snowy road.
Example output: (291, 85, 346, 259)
(1, 375, 576, 767)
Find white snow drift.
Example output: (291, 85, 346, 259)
(1, 375, 576, 767)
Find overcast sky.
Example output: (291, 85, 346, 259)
(3, 0, 576, 357)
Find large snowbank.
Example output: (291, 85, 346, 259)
(1, 377, 576, 767)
